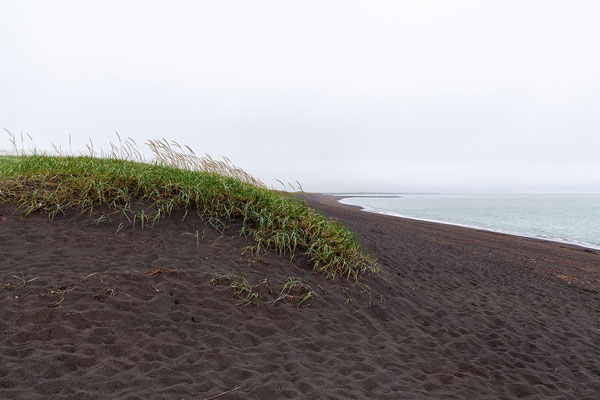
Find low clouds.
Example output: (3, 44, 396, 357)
(1, 0, 599, 192)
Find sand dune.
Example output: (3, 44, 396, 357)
(1, 196, 599, 399)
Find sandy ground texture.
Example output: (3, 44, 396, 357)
(1, 195, 599, 399)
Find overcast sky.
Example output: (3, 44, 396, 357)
(1, 0, 599, 193)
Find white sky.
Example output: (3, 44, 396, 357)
(1, 0, 599, 193)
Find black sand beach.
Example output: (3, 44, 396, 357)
(1, 194, 599, 399)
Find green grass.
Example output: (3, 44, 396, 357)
(209, 272, 261, 307)
(210, 273, 316, 308)
(271, 276, 316, 308)
(0, 136, 377, 279)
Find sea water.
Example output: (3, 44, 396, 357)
(338, 194, 600, 250)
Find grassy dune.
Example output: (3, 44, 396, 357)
(0, 136, 377, 280)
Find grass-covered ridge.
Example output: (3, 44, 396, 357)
(0, 138, 377, 279)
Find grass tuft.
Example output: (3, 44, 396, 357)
(271, 277, 316, 308)
(11, 268, 39, 287)
(210, 273, 260, 307)
(0, 132, 378, 279)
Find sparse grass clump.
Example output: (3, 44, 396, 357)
(210, 273, 316, 308)
(210, 273, 261, 307)
(11, 268, 39, 287)
(0, 133, 377, 279)
(271, 277, 315, 308)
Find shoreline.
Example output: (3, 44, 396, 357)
(336, 196, 600, 252)
(301, 192, 600, 289)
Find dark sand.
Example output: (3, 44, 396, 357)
(1, 194, 599, 399)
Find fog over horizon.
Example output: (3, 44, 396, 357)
(1, 0, 599, 193)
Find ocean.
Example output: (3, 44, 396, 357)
(337, 194, 600, 250)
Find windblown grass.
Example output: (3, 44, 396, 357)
(0, 132, 377, 279)
(209, 273, 261, 307)
(210, 273, 316, 308)
(271, 277, 316, 308)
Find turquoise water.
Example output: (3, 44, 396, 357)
(338, 194, 600, 250)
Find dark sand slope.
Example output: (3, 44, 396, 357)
(0, 195, 599, 399)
